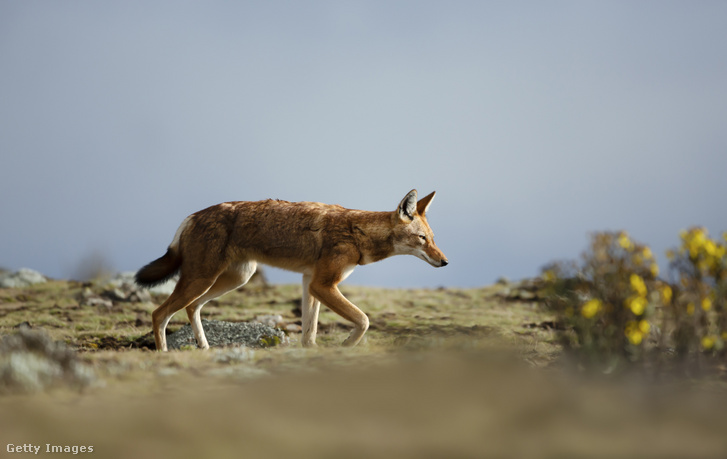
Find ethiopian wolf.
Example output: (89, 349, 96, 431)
(135, 189, 448, 351)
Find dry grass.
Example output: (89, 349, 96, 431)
(2, 279, 727, 457)
(0, 279, 558, 362)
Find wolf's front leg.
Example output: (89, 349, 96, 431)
(309, 281, 369, 347)
(341, 321, 369, 347)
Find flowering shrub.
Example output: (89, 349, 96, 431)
(543, 228, 727, 374)
(667, 228, 727, 359)
(542, 231, 661, 369)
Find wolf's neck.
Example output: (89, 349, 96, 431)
(349, 211, 396, 264)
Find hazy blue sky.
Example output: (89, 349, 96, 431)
(1, 1, 726, 288)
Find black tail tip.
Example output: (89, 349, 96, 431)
(135, 269, 177, 289)
(134, 249, 181, 288)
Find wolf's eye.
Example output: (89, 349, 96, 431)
(419, 235, 427, 242)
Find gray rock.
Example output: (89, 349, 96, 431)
(0, 329, 96, 394)
(110, 271, 175, 297)
(102, 285, 151, 303)
(0, 268, 47, 288)
(166, 319, 289, 350)
(285, 323, 303, 333)
(253, 314, 285, 328)
(84, 297, 114, 310)
(495, 277, 545, 302)
(105, 287, 130, 302)
(78, 282, 147, 310)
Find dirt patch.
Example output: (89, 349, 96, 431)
(76, 333, 156, 351)
(380, 323, 495, 348)
(523, 320, 567, 331)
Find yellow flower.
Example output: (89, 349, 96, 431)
(702, 297, 712, 311)
(625, 296, 647, 316)
(660, 285, 672, 304)
(693, 228, 707, 244)
(581, 298, 602, 319)
(705, 239, 718, 257)
(688, 229, 708, 258)
(626, 329, 644, 345)
(721, 331, 727, 341)
(625, 320, 649, 343)
(650, 263, 659, 277)
(630, 274, 647, 297)
(638, 320, 650, 334)
(687, 303, 695, 316)
(618, 232, 633, 250)
(702, 336, 715, 350)
(642, 247, 653, 259)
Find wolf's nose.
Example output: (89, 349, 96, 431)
(440, 260, 449, 267)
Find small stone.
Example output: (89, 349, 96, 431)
(131, 289, 152, 303)
(0, 268, 48, 288)
(85, 297, 113, 310)
(285, 324, 302, 333)
(253, 314, 284, 328)
(109, 272, 178, 296)
(106, 287, 129, 301)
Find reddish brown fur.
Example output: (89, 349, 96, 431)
(137, 190, 448, 351)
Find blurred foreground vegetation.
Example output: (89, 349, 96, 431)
(543, 228, 727, 378)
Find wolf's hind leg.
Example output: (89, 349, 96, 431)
(185, 261, 257, 349)
(301, 274, 321, 347)
(152, 276, 218, 352)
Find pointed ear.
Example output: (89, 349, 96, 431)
(397, 189, 418, 222)
(417, 191, 436, 216)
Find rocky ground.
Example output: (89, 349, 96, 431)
(0, 267, 554, 391)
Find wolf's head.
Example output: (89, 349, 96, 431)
(392, 189, 449, 268)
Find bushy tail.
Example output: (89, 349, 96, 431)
(135, 248, 182, 288)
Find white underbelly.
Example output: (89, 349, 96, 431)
(255, 259, 355, 282)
